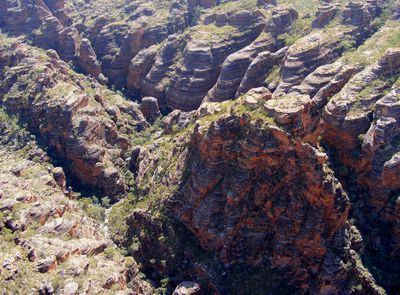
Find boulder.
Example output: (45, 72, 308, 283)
(173, 282, 202, 295)
(312, 3, 338, 28)
(140, 97, 161, 123)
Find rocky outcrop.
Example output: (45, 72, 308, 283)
(265, 61, 361, 138)
(274, 28, 357, 95)
(0, 0, 82, 63)
(169, 113, 381, 293)
(1, 1, 400, 294)
(91, 11, 186, 88)
(32, 16, 63, 50)
(93, 24, 146, 88)
(43, 0, 77, 25)
(203, 9, 265, 29)
(323, 48, 400, 167)
(0, 115, 154, 294)
(166, 40, 218, 111)
(204, 33, 277, 103)
(0, 40, 148, 198)
(265, 7, 298, 36)
(318, 47, 400, 292)
(127, 46, 158, 97)
(341, 1, 372, 28)
(162, 110, 196, 135)
(57, 27, 80, 61)
(140, 35, 180, 110)
(360, 84, 400, 209)
(77, 38, 106, 84)
(0, 0, 52, 35)
(313, 3, 339, 28)
(166, 12, 268, 111)
(140, 97, 161, 123)
(237, 46, 287, 97)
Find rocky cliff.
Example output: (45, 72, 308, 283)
(0, 108, 154, 294)
(0, 37, 148, 199)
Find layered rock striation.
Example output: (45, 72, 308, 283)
(0, 39, 148, 199)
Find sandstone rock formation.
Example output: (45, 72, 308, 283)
(127, 45, 158, 97)
(166, 11, 268, 111)
(204, 33, 277, 102)
(274, 27, 358, 96)
(140, 96, 161, 123)
(140, 35, 180, 109)
(171, 114, 354, 293)
(265, 7, 298, 36)
(236, 47, 287, 96)
(313, 3, 339, 28)
(0, 110, 153, 294)
(77, 38, 106, 84)
(341, 1, 372, 28)
(1, 0, 400, 294)
(0, 39, 147, 199)
(166, 39, 218, 111)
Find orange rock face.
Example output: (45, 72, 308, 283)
(170, 114, 354, 292)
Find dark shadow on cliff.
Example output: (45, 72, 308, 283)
(322, 140, 400, 295)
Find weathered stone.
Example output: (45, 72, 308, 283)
(77, 38, 105, 84)
(140, 96, 161, 123)
(265, 7, 298, 36)
(274, 28, 357, 95)
(127, 46, 158, 97)
(204, 34, 276, 103)
(173, 282, 202, 295)
(257, 0, 276, 7)
(141, 35, 180, 110)
(313, 3, 339, 28)
(341, 1, 371, 28)
(0, 41, 147, 197)
(52, 167, 66, 189)
(237, 47, 287, 96)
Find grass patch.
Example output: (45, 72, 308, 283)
(342, 21, 400, 67)
(211, 0, 258, 13)
(191, 24, 238, 43)
(280, 16, 314, 46)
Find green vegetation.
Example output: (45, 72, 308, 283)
(265, 64, 281, 86)
(78, 197, 106, 222)
(280, 17, 314, 46)
(1, 227, 16, 242)
(347, 75, 399, 117)
(211, 0, 258, 13)
(0, 108, 22, 135)
(234, 98, 277, 126)
(103, 247, 121, 259)
(342, 21, 400, 66)
(191, 24, 238, 43)
(371, 0, 398, 30)
(339, 35, 357, 52)
(130, 117, 163, 146)
(108, 195, 138, 244)
(277, 0, 318, 15)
